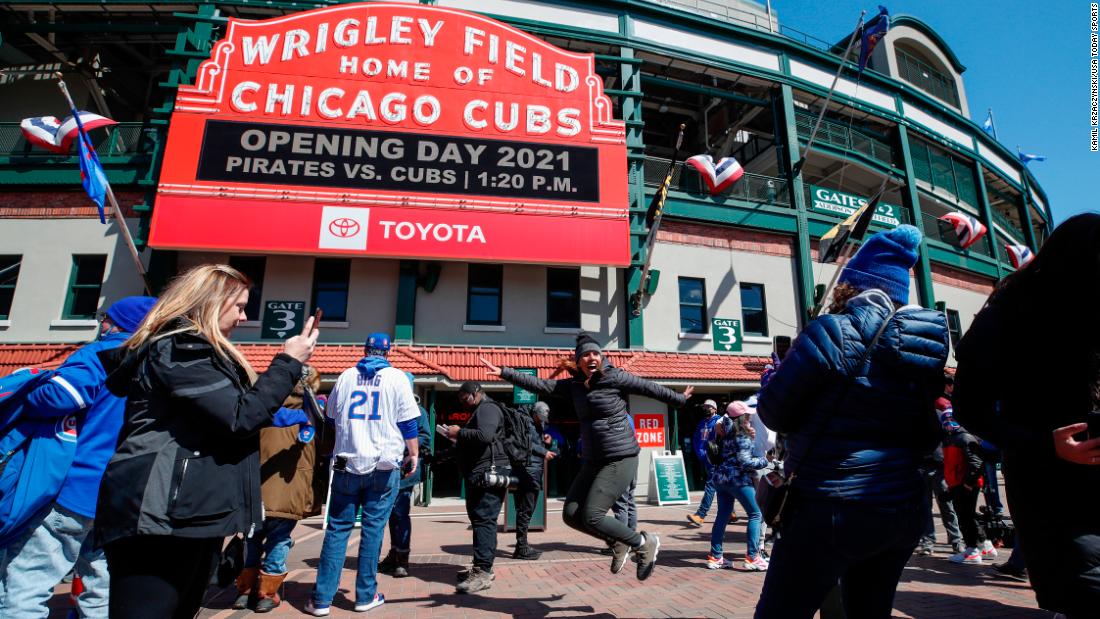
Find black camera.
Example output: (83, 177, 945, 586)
(477, 467, 519, 489)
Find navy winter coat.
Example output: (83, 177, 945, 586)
(758, 290, 948, 504)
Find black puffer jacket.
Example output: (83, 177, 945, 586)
(501, 363, 686, 460)
(954, 301, 1100, 614)
(95, 329, 301, 547)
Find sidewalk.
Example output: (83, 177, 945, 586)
(171, 494, 1045, 619)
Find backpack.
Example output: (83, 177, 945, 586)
(490, 399, 536, 469)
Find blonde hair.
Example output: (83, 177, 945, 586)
(125, 264, 257, 383)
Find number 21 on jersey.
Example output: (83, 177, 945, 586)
(348, 388, 381, 421)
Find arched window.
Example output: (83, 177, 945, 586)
(894, 40, 960, 107)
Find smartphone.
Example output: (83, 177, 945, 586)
(436, 424, 449, 437)
(311, 308, 323, 326)
(1088, 410, 1100, 440)
(333, 455, 348, 472)
(773, 335, 792, 362)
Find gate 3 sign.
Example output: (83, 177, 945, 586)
(150, 3, 629, 266)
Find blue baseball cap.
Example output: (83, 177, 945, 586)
(365, 332, 392, 357)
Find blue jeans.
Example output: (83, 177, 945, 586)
(755, 494, 924, 619)
(695, 460, 715, 517)
(710, 482, 762, 558)
(983, 462, 1004, 514)
(245, 517, 297, 574)
(387, 488, 413, 552)
(0, 502, 109, 618)
(312, 468, 399, 606)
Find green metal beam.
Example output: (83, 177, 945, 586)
(395, 260, 418, 342)
(972, 160, 1004, 281)
(1017, 174, 1039, 252)
(896, 124, 936, 309)
(777, 82, 814, 324)
(619, 34, 647, 348)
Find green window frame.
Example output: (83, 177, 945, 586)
(740, 282, 769, 337)
(467, 264, 503, 325)
(228, 255, 266, 322)
(310, 258, 350, 322)
(546, 267, 580, 329)
(0, 255, 21, 320)
(946, 308, 962, 350)
(678, 277, 707, 334)
(63, 255, 107, 319)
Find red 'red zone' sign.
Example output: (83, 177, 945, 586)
(635, 414, 665, 449)
(151, 2, 629, 266)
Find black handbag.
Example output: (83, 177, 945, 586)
(215, 533, 246, 587)
(760, 307, 899, 529)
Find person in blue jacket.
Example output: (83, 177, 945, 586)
(753, 226, 949, 619)
(687, 399, 728, 527)
(0, 296, 156, 619)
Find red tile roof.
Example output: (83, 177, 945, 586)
(0, 343, 765, 385)
(0, 344, 80, 374)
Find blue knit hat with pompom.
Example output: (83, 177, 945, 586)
(837, 224, 922, 305)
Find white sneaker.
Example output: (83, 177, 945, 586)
(980, 540, 999, 558)
(305, 599, 331, 616)
(743, 554, 769, 571)
(949, 547, 982, 564)
(354, 593, 385, 612)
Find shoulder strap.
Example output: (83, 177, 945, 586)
(784, 306, 900, 484)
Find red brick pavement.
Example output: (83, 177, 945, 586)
(166, 496, 1048, 619)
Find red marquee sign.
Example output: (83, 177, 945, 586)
(150, 3, 629, 265)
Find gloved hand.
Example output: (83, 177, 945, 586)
(272, 407, 309, 428)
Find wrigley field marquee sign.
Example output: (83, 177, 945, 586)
(150, 3, 629, 265)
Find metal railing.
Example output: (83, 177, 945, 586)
(794, 111, 895, 168)
(644, 155, 790, 207)
(895, 48, 960, 108)
(0, 122, 151, 158)
(989, 207, 1026, 245)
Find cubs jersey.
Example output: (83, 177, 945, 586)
(328, 364, 420, 475)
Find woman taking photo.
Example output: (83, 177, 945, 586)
(96, 264, 318, 619)
(706, 401, 772, 572)
(753, 226, 949, 618)
(953, 213, 1100, 618)
(481, 333, 691, 581)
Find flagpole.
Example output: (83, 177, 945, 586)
(987, 107, 998, 140)
(792, 10, 866, 177)
(55, 73, 151, 295)
(631, 124, 685, 316)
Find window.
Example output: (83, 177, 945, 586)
(467, 264, 503, 325)
(311, 258, 350, 322)
(678, 277, 707, 334)
(228, 255, 266, 322)
(546, 268, 580, 328)
(740, 283, 769, 337)
(0, 255, 21, 319)
(63, 255, 107, 319)
(946, 309, 962, 349)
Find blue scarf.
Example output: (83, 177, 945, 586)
(357, 355, 391, 379)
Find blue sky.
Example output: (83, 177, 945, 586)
(770, 0, 1094, 224)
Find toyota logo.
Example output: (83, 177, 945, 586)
(329, 218, 360, 238)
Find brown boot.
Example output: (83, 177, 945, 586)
(232, 566, 259, 609)
(254, 571, 286, 613)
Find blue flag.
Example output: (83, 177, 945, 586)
(858, 6, 890, 74)
(74, 117, 109, 223)
(981, 112, 996, 138)
(1017, 150, 1046, 165)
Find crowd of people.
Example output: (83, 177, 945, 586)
(0, 215, 1098, 618)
